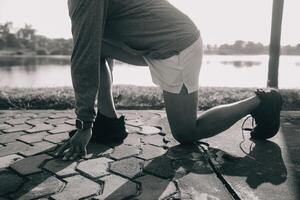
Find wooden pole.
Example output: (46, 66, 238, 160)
(267, 0, 284, 88)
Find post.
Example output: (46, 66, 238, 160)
(267, 0, 284, 88)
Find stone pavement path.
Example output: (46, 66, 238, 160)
(0, 110, 299, 200)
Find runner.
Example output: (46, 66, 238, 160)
(55, 0, 282, 160)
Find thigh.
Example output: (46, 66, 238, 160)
(163, 86, 198, 143)
(102, 40, 147, 66)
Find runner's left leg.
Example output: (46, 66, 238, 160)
(98, 40, 147, 117)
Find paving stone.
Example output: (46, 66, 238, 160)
(125, 119, 143, 127)
(49, 124, 75, 134)
(35, 112, 54, 118)
(0, 170, 24, 196)
(20, 141, 57, 157)
(125, 125, 140, 133)
(94, 174, 137, 200)
(49, 113, 73, 119)
(85, 143, 113, 159)
(65, 119, 75, 125)
(164, 134, 180, 147)
(166, 145, 202, 160)
(135, 175, 177, 200)
(123, 133, 144, 147)
(144, 155, 176, 179)
(0, 154, 24, 169)
(25, 123, 54, 133)
(0, 141, 31, 157)
(109, 157, 144, 179)
(0, 131, 25, 144)
(14, 113, 36, 118)
(177, 172, 232, 200)
(5, 118, 30, 125)
(77, 157, 113, 179)
(51, 175, 101, 200)
(46, 118, 69, 125)
(26, 118, 48, 125)
(44, 132, 69, 144)
(142, 134, 166, 147)
(0, 124, 12, 130)
(18, 132, 49, 143)
(2, 124, 32, 133)
(43, 159, 78, 177)
(11, 172, 64, 200)
(137, 144, 167, 160)
(138, 126, 161, 135)
(10, 154, 52, 175)
(109, 144, 139, 160)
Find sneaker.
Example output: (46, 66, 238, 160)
(250, 88, 283, 139)
(69, 112, 128, 143)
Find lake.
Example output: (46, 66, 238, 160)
(0, 55, 299, 88)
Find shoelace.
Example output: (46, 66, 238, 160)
(240, 115, 256, 161)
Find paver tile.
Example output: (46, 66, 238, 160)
(49, 113, 73, 119)
(51, 175, 101, 200)
(0, 141, 31, 157)
(46, 118, 69, 125)
(142, 134, 166, 147)
(44, 132, 69, 144)
(0, 170, 24, 196)
(0, 154, 24, 169)
(10, 154, 52, 175)
(26, 118, 48, 125)
(25, 123, 53, 133)
(20, 141, 57, 157)
(17, 132, 49, 144)
(11, 172, 64, 200)
(135, 175, 177, 200)
(177, 172, 232, 200)
(0, 124, 12, 130)
(144, 155, 176, 179)
(65, 119, 75, 125)
(137, 144, 167, 160)
(109, 157, 144, 179)
(94, 174, 137, 200)
(85, 143, 113, 159)
(109, 144, 139, 160)
(123, 133, 143, 146)
(138, 126, 161, 135)
(49, 124, 75, 134)
(0, 131, 25, 144)
(77, 157, 113, 179)
(2, 124, 32, 133)
(125, 119, 143, 127)
(5, 118, 30, 125)
(43, 159, 78, 177)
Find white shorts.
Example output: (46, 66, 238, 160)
(144, 37, 203, 94)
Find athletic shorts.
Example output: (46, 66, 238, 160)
(143, 36, 203, 94)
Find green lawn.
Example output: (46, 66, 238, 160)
(0, 85, 299, 110)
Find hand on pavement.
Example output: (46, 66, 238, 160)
(54, 128, 92, 160)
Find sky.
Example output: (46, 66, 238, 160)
(0, 0, 299, 45)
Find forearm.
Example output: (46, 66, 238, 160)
(68, 0, 106, 122)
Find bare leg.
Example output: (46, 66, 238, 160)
(163, 85, 260, 144)
(97, 40, 147, 118)
(97, 58, 117, 118)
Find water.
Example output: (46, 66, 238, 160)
(0, 55, 299, 88)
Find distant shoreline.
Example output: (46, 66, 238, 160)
(0, 86, 299, 111)
(1, 49, 300, 57)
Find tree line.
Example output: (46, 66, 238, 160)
(0, 22, 72, 55)
(1, 22, 300, 56)
(205, 40, 300, 55)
